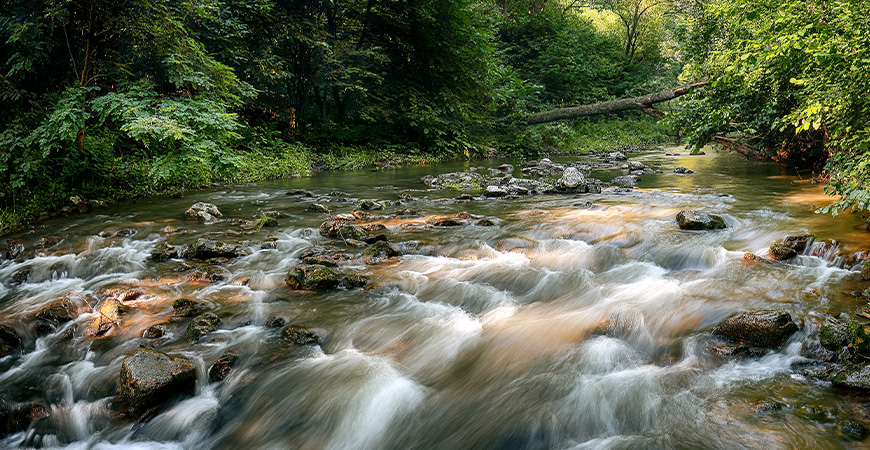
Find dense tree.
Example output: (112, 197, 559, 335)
(672, 0, 870, 213)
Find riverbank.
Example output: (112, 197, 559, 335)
(0, 116, 670, 237)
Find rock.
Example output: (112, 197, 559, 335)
(711, 343, 769, 359)
(674, 167, 694, 174)
(359, 199, 385, 211)
(119, 348, 196, 410)
(186, 312, 220, 341)
(184, 238, 247, 260)
(307, 203, 331, 213)
(86, 299, 124, 337)
(151, 242, 180, 261)
(287, 189, 316, 197)
(266, 316, 286, 328)
(841, 422, 870, 440)
(555, 167, 586, 192)
(285, 264, 341, 290)
(627, 161, 645, 171)
(171, 299, 204, 318)
(11, 267, 31, 285)
(477, 219, 495, 226)
(521, 158, 565, 178)
(497, 164, 514, 172)
(676, 210, 727, 230)
(606, 151, 627, 161)
(208, 353, 238, 382)
(341, 273, 368, 288)
(782, 234, 813, 252)
(254, 215, 279, 228)
(282, 325, 321, 344)
(769, 243, 797, 260)
(819, 317, 847, 351)
(113, 229, 137, 238)
(189, 264, 224, 282)
(712, 311, 799, 348)
(0, 325, 21, 358)
(36, 299, 78, 323)
(862, 259, 870, 281)
(422, 172, 486, 190)
(826, 364, 870, 390)
(142, 325, 166, 339)
(69, 195, 88, 213)
(484, 186, 509, 197)
(4, 240, 25, 260)
(363, 241, 402, 259)
(847, 321, 870, 357)
(742, 253, 770, 264)
(34, 236, 61, 250)
(302, 255, 338, 267)
(611, 175, 640, 187)
(1, 401, 50, 436)
(185, 202, 222, 224)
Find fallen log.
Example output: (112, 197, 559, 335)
(520, 80, 708, 125)
(712, 136, 768, 161)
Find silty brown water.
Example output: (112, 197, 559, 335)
(0, 148, 868, 449)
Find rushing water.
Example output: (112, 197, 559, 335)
(1, 148, 869, 449)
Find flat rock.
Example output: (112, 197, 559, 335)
(712, 310, 798, 348)
(119, 348, 196, 410)
(676, 210, 727, 230)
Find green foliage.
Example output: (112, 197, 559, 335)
(673, 0, 870, 213)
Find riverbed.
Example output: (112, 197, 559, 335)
(1, 148, 869, 449)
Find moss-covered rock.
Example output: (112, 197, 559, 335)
(171, 298, 204, 318)
(186, 312, 220, 341)
(847, 320, 870, 357)
(676, 210, 727, 230)
(712, 310, 799, 348)
(184, 238, 246, 260)
(341, 273, 369, 288)
(301, 255, 338, 267)
(282, 325, 321, 344)
(119, 348, 196, 410)
(769, 243, 798, 260)
(819, 318, 848, 351)
(363, 241, 402, 258)
(285, 264, 341, 290)
(862, 259, 870, 281)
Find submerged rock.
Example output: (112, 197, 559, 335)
(841, 421, 870, 440)
(119, 348, 196, 410)
(674, 167, 694, 174)
(11, 267, 31, 285)
(186, 312, 220, 341)
(712, 310, 799, 348)
(185, 202, 222, 224)
(307, 203, 330, 213)
(676, 210, 727, 230)
(208, 353, 238, 382)
(171, 298, 204, 318)
(282, 325, 321, 344)
(0, 400, 50, 436)
(285, 264, 341, 290)
(611, 175, 640, 187)
(0, 325, 21, 358)
(184, 238, 247, 260)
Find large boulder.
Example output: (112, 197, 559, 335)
(712, 311, 799, 348)
(0, 325, 21, 358)
(119, 348, 196, 410)
(183, 238, 247, 260)
(186, 312, 220, 341)
(676, 210, 727, 230)
(285, 264, 341, 290)
(555, 167, 586, 192)
(184, 202, 222, 224)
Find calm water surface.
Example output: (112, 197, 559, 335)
(1, 148, 869, 449)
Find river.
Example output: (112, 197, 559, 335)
(1, 148, 868, 449)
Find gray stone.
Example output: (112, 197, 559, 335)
(676, 210, 727, 230)
(484, 186, 509, 197)
(555, 167, 586, 192)
(712, 310, 799, 348)
(185, 202, 222, 224)
(119, 348, 196, 410)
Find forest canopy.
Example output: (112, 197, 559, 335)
(1, 0, 868, 232)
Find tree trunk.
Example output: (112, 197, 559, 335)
(712, 136, 768, 161)
(520, 80, 707, 125)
